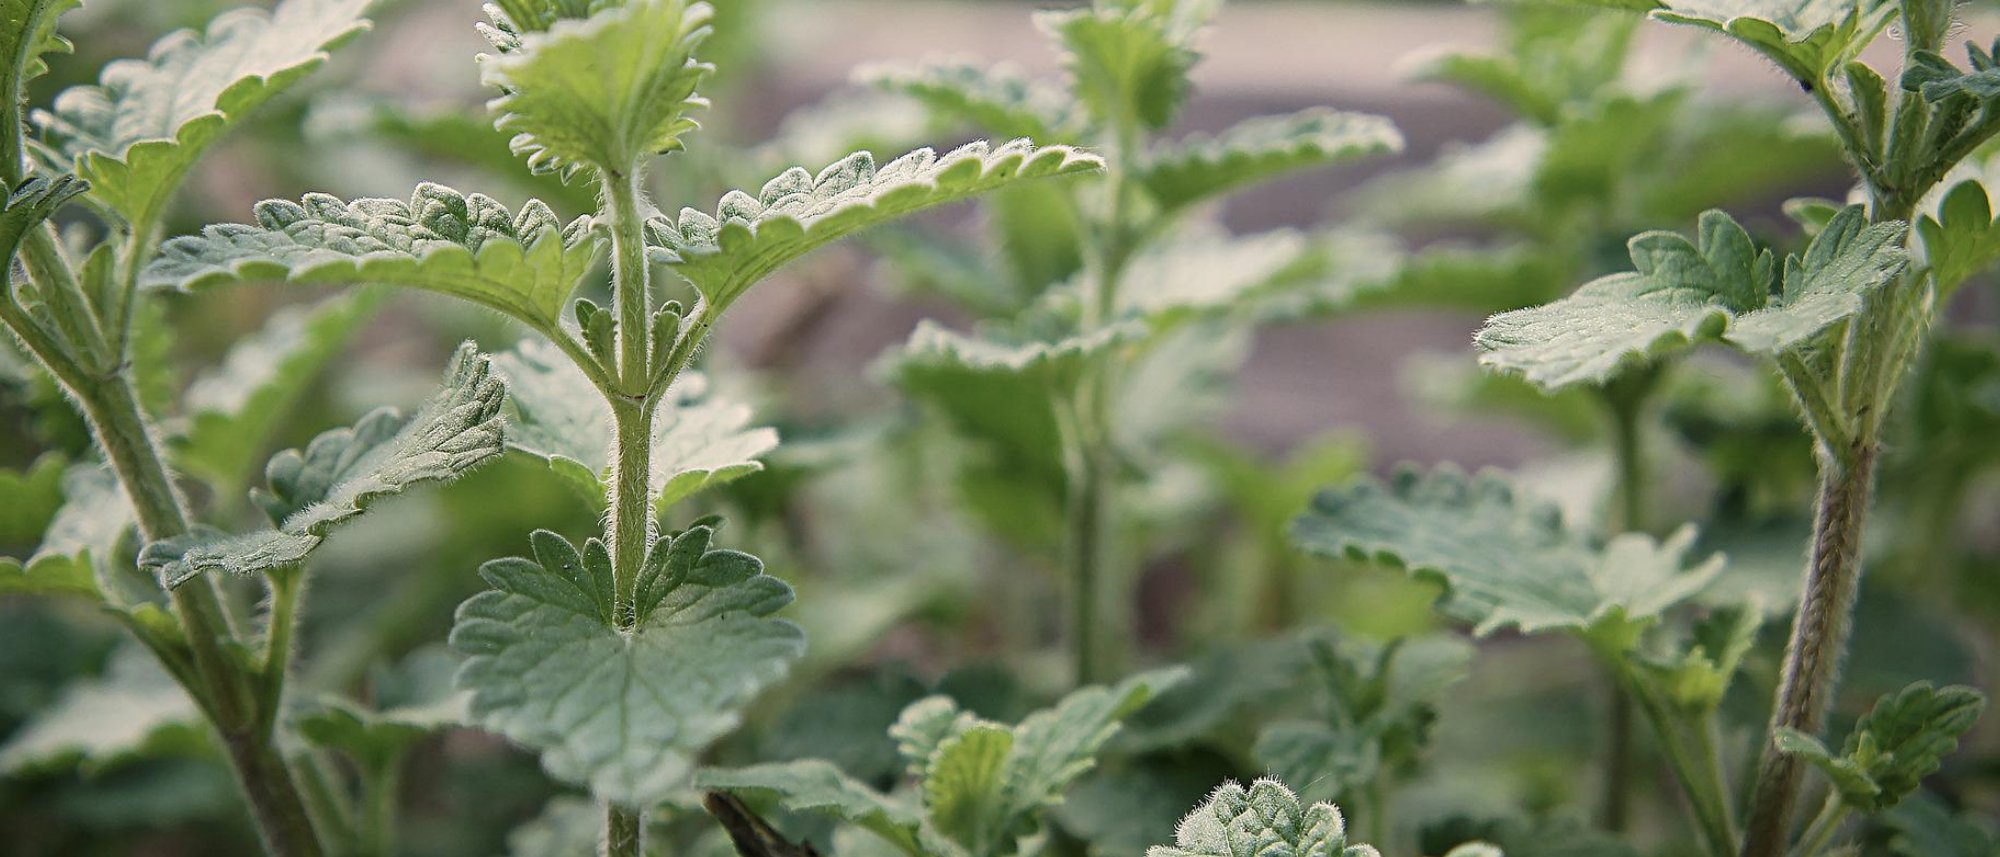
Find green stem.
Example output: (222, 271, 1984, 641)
(1615, 660, 1736, 857)
(1059, 390, 1110, 687)
(1787, 792, 1848, 857)
(362, 757, 403, 857)
(1740, 438, 1876, 857)
(1598, 372, 1653, 832)
(608, 398, 655, 629)
(604, 803, 643, 857)
(604, 168, 653, 394)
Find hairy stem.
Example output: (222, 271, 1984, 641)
(605, 168, 654, 393)
(1060, 390, 1111, 687)
(1740, 439, 1876, 857)
(77, 374, 326, 857)
(608, 398, 655, 630)
(1619, 665, 1737, 857)
(605, 804, 644, 857)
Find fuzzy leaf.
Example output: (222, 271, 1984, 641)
(891, 670, 1180, 857)
(0, 452, 64, 546)
(1644, 603, 1762, 711)
(1781, 681, 1987, 811)
(646, 140, 1101, 308)
(885, 320, 1134, 546)
(0, 645, 203, 774)
(296, 649, 468, 773)
(479, 0, 713, 175)
(1916, 180, 2000, 295)
(1146, 778, 1381, 857)
(1650, 0, 1895, 82)
(490, 337, 777, 510)
(1040, 4, 1198, 131)
(0, 174, 84, 266)
(451, 524, 803, 806)
(140, 344, 506, 588)
(1107, 230, 1332, 327)
(32, 0, 371, 226)
(1137, 109, 1402, 212)
(0, 464, 131, 600)
(142, 183, 602, 335)
(862, 60, 1074, 142)
(1476, 207, 1909, 391)
(1292, 464, 1723, 641)
(1, 0, 79, 89)
(695, 760, 937, 856)
(169, 292, 380, 490)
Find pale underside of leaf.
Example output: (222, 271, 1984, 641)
(1292, 464, 1723, 638)
(860, 58, 1076, 142)
(1137, 109, 1403, 212)
(646, 139, 1102, 307)
(141, 344, 506, 587)
(141, 183, 601, 336)
(490, 337, 777, 510)
(32, 0, 372, 225)
(0, 463, 130, 599)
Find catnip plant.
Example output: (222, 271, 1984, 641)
(863, 0, 1402, 685)
(1, 0, 1097, 854)
(1295, 0, 1996, 855)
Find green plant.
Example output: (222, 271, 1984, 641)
(1, 0, 1096, 853)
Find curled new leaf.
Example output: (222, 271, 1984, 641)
(141, 344, 507, 588)
(1292, 464, 1723, 643)
(1147, 778, 1380, 857)
(141, 183, 602, 336)
(646, 140, 1102, 307)
(451, 524, 803, 806)
(32, 0, 371, 226)
(0, 174, 85, 268)
(1137, 109, 1403, 213)
(491, 337, 777, 510)
(479, 0, 713, 175)
(1, 0, 79, 90)
(1477, 206, 1909, 391)
(1040, 3, 1199, 131)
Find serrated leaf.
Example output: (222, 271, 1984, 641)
(491, 337, 777, 510)
(1105, 230, 1332, 327)
(169, 292, 380, 491)
(451, 524, 803, 806)
(862, 59, 1075, 142)
(885, 320, 1134, 547)
(1650, 0, 1895, 82)
(696, 760, 937, 856)
(32, 0, 371, 226)
(1146, 778, 1381, 857)
(1916, 180, 2000, 295)
(296, 648, 468, 772)
(1, 0, 79, 89)
(0, 464, 131, 600)
(0, 645, 203, 774)
(886, 670, 1179, 857)
(1292, 464, 1723, 642)
(479, 0, 713, 175)
(1039, 4, 1197, 131)
(142, 183, 601, 335)
(646, 139, 1101, 308)
(140, 344, 506, 588)
(1476, 206, 1909, 391)
(0, 173, 85, 267)
(1137, 109, 1402, 213)
(1900, 37, 2000, 102)
(1782, 681, 1988, 811)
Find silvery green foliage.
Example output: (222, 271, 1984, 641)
(1476, 207, 1909, 391)
(1146, 779, 1383, 857)
(452, 524, 804, 806)
(1292, 464, 1722, 643)
(478, 0, 713, 176)
(140, 344, 507, 588)
(1775, 681, 1987, 812)
(0, 464, 129, 599)
(645, 140, 1102, 307)
(141, 183, 601, 337)
(491, 337, 776, 510)
(699, 671, 1179, 857)
(0, 645, 200, 775)
(1137, 109, 1402, 213)
(31, 0, 371, 225)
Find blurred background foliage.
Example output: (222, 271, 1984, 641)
(0, 0, 1994, 855)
